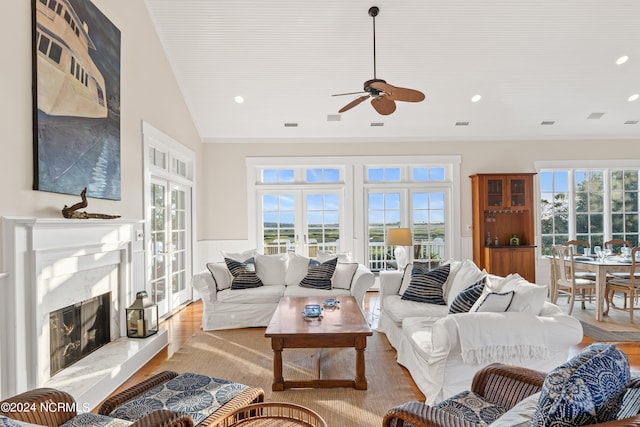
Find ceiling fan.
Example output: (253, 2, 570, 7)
(333, 6, 425, 116)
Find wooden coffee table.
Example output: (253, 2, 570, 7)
(265, 296, 373, 391)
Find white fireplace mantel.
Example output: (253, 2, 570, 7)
(1, 217, 168, 409)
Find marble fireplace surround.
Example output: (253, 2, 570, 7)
(1, 217, 168, 410)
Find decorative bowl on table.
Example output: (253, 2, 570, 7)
(302, 304, 323, 318)
(323, 298, 339, 308)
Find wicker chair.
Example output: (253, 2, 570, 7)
(1, 371, 264, 427)
(382, 364, 640, 427)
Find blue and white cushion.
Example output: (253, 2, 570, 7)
(109, 373, 248, 425)
(0, 416, 44, 427)
(433, 390, 507, 425)
(299, 257, 337, 290)
(449, 278, 486, 314)
(61, 414, 132, 427)
(532, 343, 630, 426)
(224, 258, 263, 289)
(401, 263, 450, 305)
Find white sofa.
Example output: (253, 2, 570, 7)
(192, 251, 375, 330)
(377, 259, 584, 405)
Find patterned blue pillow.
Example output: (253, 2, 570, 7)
(433, 390, 507, 425)
(532, 343, 630, 427)
(449, 278, 486, 314)
(300, 257, 337, 290)
(61, 413, 132, 426)
(109, 373, 248, 425)
(401, 263, 450, 305)
(224, 257, 263, 289)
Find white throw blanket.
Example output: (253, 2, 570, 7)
(451, 312, 550, 365)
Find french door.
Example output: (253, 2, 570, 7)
(149, 178, 191, 316)
(260, 189, 343, 257)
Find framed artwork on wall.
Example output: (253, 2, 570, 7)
(32, 0, 121, 200)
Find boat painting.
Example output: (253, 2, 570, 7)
(32, 0, 121, 200)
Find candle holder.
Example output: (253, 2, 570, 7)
(126, 291, 158, 338)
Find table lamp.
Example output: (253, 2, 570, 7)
(387, 228, 413, 270)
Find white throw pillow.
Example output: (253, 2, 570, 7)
(206, 262, 233, 290)
(471, 291, 515, 312)
(316, 251, 351, 263)
(285, 253, 311, 286)
(332, 263, 359, 290)
(398, 263, 414, 296)
(255, 253, 288, 286)
(494, 274, 548, 315)
(445, 259, 486, 306)
(489, 392, 540, 426)
(221, 249, 257, 262)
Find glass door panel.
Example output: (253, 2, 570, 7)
(262, 193, 296, 254)
(150, 181, 168, 315)
(305, 192, 341, 257)
(412, 191, 446, 267)
(367, 192, 401, 271)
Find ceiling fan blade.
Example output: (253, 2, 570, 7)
(370, 81, 425, 102)
(338, 95, 370, 113)
(371, 95, 396, 115)
(332, 91, 367, 97)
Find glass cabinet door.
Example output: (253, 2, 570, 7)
(509, 178, 526, 207)
(487, 179, 504, 207)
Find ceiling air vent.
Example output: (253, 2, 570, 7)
(541, 121, 555, 125)
(327, 114, 341, 122)
(370, 122, 384, 127)
(284, 122, 298, 127)
(455, 121, 470, 126)
(624, 120, 639, 125)
(587, 112, 605, 120)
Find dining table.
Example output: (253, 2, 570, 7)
(552, 255, 634, 321)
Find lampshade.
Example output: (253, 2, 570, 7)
(386, 228, 412, 246)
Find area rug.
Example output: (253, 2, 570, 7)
(155, 328, 419, 426)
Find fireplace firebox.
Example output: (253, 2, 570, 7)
(49, 293, 111, 376)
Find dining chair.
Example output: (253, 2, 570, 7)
(564, 240, 596, 303)
(605, 247, 640, 322)
(551, 245, 597, 315)
(604, 239, 633, 309)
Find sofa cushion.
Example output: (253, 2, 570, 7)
(206, 262, 233, 290)
(532, 343, 630, 427)
(401, 263, 450, 305)
(285, 253, 311, 286)
(449, 278, 486, 314)
(433, 390, 508, 425)
(0, 416, 47, 427)
(221, 249, 257, 262)
(61, 414, 132, 427)
(109, 373, 249, 426)
(284, 286, 351, 299)
(316, 251, 350, 263)
(383, 294, 449, 324)
(332, 263, 358, 290)
(224, 258, 263, 289)
(216, 285, 284, 304)
(255, 253, 288, 286)
(445, 259, 486, 305)
(489, 392, 540, 427)
(300, 257, 337, 290)
(399, 261, 443, 296)
(471, 291, 514, 313)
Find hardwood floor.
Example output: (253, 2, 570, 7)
(104, 291, 640, 409)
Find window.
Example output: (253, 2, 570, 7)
(247, 156, 460, 269)
(538, 163, 640, 255)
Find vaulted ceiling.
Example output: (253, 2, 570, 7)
(144, 0, 640, 143)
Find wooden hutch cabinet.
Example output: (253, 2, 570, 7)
(470, 173, 536, 282)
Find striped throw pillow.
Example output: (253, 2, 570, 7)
(449, 278, 486, 314)
(299, 257, 338, 290)
(224, 257, 263, 289)
(401, 263, 450, 304)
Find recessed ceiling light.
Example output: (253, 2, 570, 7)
(628, 94, 640, 102)
(234, 96, 244, 104)
(471, 94, 482, 103)
(616, 55, 629, 65)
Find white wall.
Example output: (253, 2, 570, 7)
(0, 1, 203, 266)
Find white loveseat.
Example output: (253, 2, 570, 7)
(192, 251, 375, 330)
(377, 259, 584, 405)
